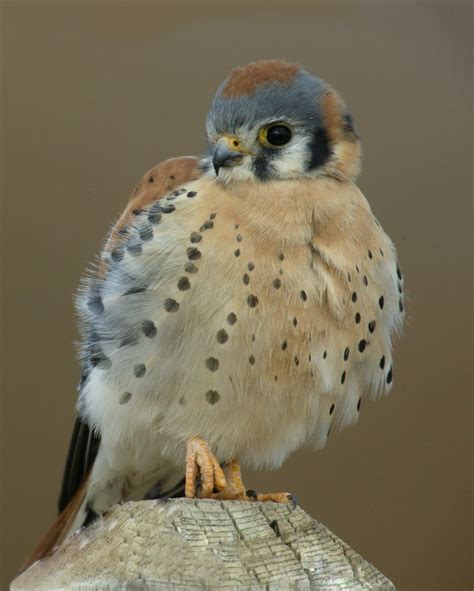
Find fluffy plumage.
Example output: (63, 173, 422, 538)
(39, 60, 404, 551)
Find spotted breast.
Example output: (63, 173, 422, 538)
(77, 172, 403, 486)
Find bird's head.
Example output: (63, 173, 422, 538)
(205, 59, 361, 184)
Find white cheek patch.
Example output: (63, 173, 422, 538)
(213, 158, 257, 184)
(271, 135, 310, 179)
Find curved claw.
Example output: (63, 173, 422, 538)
(287, 493, 298, 510)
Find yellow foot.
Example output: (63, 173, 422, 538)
(211, 488, 296, 508)
(185, 436, 227, 498)
(254, 491, 298, 508)
(211, 459, 297, 508)
(185, 444, 297, 507)
(206, 457, 249, 500)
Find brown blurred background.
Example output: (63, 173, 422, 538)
(1, 2, 472, 589)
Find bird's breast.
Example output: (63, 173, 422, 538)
(79, 176, 402, 470)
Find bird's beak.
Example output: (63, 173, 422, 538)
(212, 137, 245, 176)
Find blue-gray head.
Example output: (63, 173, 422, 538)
(205, 59, 361, 183)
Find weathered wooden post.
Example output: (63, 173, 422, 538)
(12, 499, 395, 589)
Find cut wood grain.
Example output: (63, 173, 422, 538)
(12, 499, 395, 590)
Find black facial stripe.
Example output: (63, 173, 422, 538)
(252, 144, 282, 180)
(343, 113, 353, 128)
(307, 126, 332, 171)
(252, 154, 271, 180)
(342, 112, 358, 139)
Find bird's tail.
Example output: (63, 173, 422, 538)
(21, 416, 99, 572)
(21, 474, 90, 572)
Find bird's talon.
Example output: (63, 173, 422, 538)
(185, 436, 226, 499)
(287, 493, 298, 510)
(186, 451, 295, 507)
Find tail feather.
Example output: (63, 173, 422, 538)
(21, 474, 89, 572)
(58, 417, 99, 513)
(21, 415, 99, 572)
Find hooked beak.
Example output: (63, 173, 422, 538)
(212, 139, 244, 176)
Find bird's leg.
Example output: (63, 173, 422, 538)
(185, 436, 227, 498)
(212, 459, 297, 507)
(185, 441, 296, 506)
(227, 458, 246, 493)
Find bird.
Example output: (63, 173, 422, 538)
(27, 59, 404, 565)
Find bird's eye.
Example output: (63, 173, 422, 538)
(259, 123, 292, 148)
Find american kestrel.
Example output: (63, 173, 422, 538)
(36, 59, 405, 553)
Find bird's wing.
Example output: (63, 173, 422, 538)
(23, 157, 202, 572)
(99, 156, 202, 277)
(60, 155, 202, 510)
